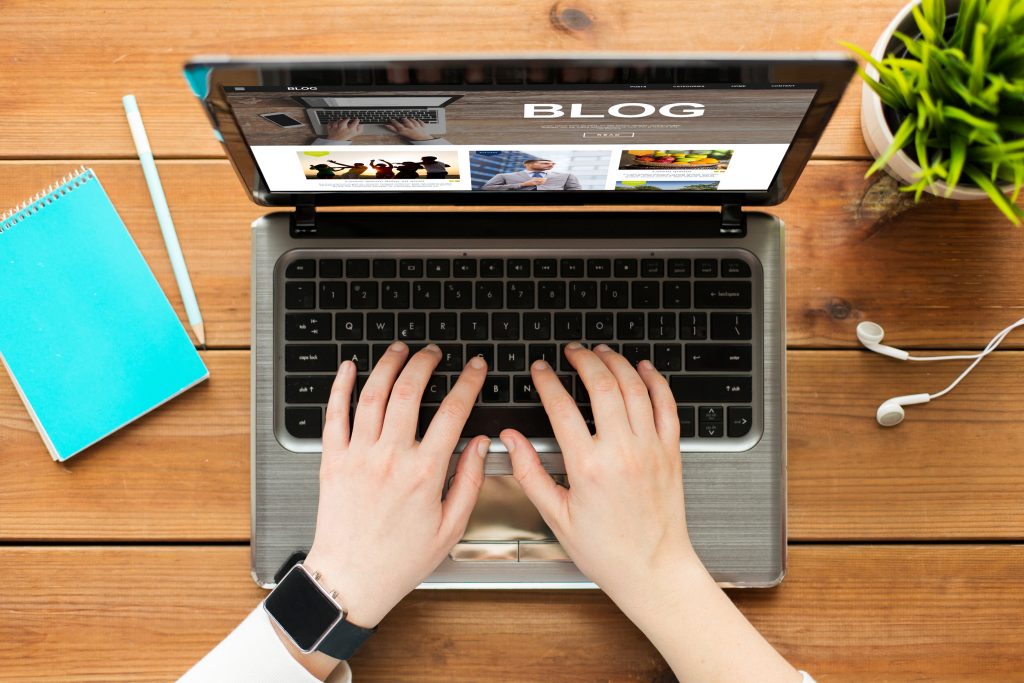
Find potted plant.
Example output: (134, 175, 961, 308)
(845, 0, 1024, 224)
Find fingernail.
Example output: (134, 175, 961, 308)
(424, 343, 440, 353)
(594, 343, 611, 353)
(532, 359, 549, 371)
(639, 359, 654, 370)
(340, 360, 354, 374)
(389, 341, 407, 352)
(567, 341, 583, 350)
(469, 355, 486, 369)
(477, 438, 491, 458)
(500, 434, 516, 453)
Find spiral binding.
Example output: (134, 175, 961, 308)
(0, 166, 94, 233)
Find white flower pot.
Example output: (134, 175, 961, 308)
(859, 0, 1005, 200)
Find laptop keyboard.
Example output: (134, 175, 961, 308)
(279, 250, 758, 447)
(314, 110, 438, 124)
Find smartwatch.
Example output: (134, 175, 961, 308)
(263, 563, 376, 659)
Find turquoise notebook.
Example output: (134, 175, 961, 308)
(0, 168, 208, 461)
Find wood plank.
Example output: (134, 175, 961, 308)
(2, 161, 1021, 349)
(3, 351, 1023, 542)
(1, 544, 1022, 682)
(2, 0, 922, 160)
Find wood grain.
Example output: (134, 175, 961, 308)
(2, 544, 1022, 682)
(0, 0, 913, 160)
(3, 351, 1022, 541)
(1, 160, 1021, 349)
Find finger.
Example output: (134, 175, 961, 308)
(637, 359, 681, 447)
(502, 429, 568, 530)
(592, 344, 655, 435)
(420, 355, 488, 456)
(379, 344, 442, 446)
(382, 123, 397, 132)
(439, 435, 490, 543)
(563, 342, 629, 435)
(350, 341, 409, 444)
(530, 358, 592, 454)
(322, 360, 357, 452)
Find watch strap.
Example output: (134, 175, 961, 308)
(317, 616, 377, 660)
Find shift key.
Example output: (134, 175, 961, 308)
(670, 376, 751, 403)
(694, 281, 751, 309)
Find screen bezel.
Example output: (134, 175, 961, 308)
(184, 55, 854, 208)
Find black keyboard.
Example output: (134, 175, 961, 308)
(314, 109, 438, 124)
(279, 252, 757, 445)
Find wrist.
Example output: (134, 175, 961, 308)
(604, 543, 709, 616)
(302, 550, 389, 628)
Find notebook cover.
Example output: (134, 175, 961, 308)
(0, 169, 209, 461)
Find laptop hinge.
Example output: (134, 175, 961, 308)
(291, 204, 317, 237)
(720, 205, 747, 237)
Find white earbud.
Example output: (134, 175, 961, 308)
(860, 317, 1024, 427)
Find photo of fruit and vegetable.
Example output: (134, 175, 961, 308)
(615, 180, 721, 191)
(619, 149, 733, 170)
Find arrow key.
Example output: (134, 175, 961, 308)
(727, 406, 753, 437)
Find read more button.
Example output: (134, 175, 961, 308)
(582, 132, 636, 138)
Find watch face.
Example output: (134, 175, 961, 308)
(265, 566, 342, 651)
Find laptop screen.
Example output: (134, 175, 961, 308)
(224, 83, 816, 195)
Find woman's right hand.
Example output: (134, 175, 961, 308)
(499, 342, 701, 602)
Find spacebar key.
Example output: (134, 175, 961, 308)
(417, 406, 553, 439)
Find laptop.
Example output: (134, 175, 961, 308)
(294, 95, 461, 136)
(184, 54, 854, 589)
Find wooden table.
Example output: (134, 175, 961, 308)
(2, 2, 1022, 681)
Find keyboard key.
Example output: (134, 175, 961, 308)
(366, 313, 395, 340)
(350, 282, 379, 309)
(622, 343, 650, 366)
(319, 259, 342, 278)
(466, 344, 494, 368)
(285, 259, 316, 278)
(523, 313, 552, 340)
(382, 281, 410, 309)
(574, 376, 590, 404)
(647, 312, 676, 340)
(481, 259, 504, 278)
(429, 313, 457, 340)
(586, 312, 614, 340)
(319, 282, 347, 309)
(617, 313, 645, 340)
(600, 281, 628, 308)
(614, 259, 638, 278)
(346, 259, 370, 278)
(508, 259, 531, 277)
(423, 375, 449, 404)
(670, 376, 752, 403)
(569, 281, 597, 309)
(698, 406, 723, 422)
(285, 345, 338, 372)
(397, 313, 426, 340)
(560, 259, 584, 277)
(460, 313, 488, 340)
(438, 345, 463, 371)
(335, 313, 363, 340)
(534, 259, 556, 277)
(513, 375, 541, 402)
(694, 282, 752, 309)
(695, 259, 718, 278)
(285, 282, 316, 309)
(453, 259, 477, 277)
(475, 281, 503, 309)
(667, 258, 691, 277)
(679, 313, 708, 340)
(339, 344, 369, 371)
(631, 281, 659, 308)
(538, 281, 566, 309)
(554, 313, 583, 340)
(685, 344, 752, 372)
(678, 406, 696, 438)
(653, 343, 682, 371)
(699, 421, 724, 438)
(399, 259, 423, 278)
(711, 313, 752, 340)
(722, 259, 752, 277)
(417, 405, 555, 438)
(507, 281, 535, 309)
(426, 259, 450, 278)
(492, 313, 520, 340)
(412, 281, 441, 309)
(372, 259, 397, 278)
(497, 344, 527, 371)
(663, 281, 690, 308)
(727, 406, 754, 437)
(286, 313, 330, 340)
(483, 375, 510, 403)
(285, 407, 322, 438)
(371, 344, 390, 366)
(444, 281, 473, 309)
(528, 344, 558, 366)
(587, 259, 610, 278)
(641, 258, 664, 277)
(285, 376, 334, 403)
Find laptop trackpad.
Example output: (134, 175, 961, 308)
(448, 474, 569, 562)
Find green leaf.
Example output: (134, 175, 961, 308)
(867, 114, 917, 177)
(946, 137, 968, 194)
(965, 166, 1024, 225)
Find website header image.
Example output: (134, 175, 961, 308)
(225, 88, 816, 148)
(298, 150, 460, 181)
(469, 150, 610, 191)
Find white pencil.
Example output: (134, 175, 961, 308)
(122, 94, 206, 349)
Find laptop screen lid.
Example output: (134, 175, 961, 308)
(184, 54, 854, 209)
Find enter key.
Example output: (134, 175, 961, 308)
(684, 344, 753, 372)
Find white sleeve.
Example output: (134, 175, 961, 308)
(800, 672, 816, 682)
(177, 603, 353, 683)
